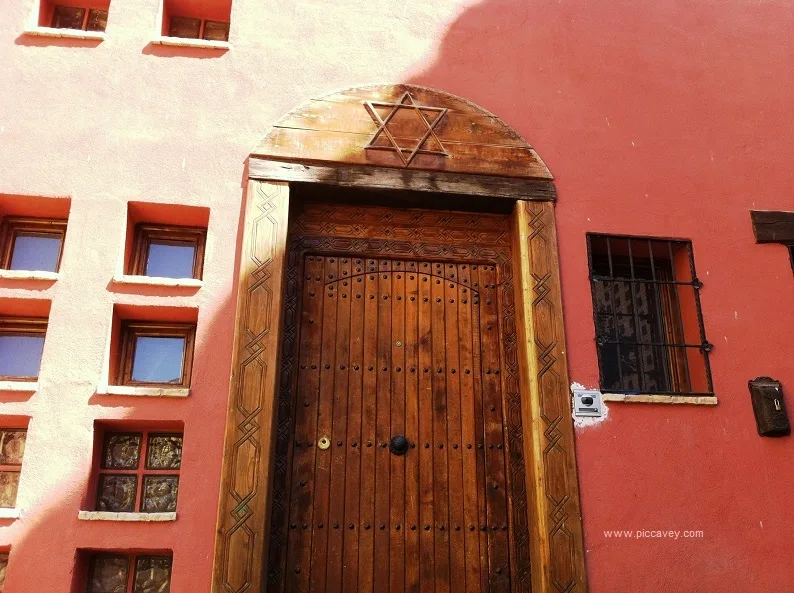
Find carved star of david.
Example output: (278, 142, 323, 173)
(364, 92, 449, 167)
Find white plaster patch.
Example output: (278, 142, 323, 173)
(571, 382, 609, 428)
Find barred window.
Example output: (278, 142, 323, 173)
(587, 234, 713, 396)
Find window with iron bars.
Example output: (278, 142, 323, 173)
(587, 234, 713, 396)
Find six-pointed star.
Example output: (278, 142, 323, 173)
(364, 92, 449, 167)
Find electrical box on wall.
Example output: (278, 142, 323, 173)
(749, 377, 790, 437)
(573, 389, 603, 418)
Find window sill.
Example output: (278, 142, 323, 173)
(0, 269, 58, 282)
(152, 36, 229, 50)
(78, 511, 176, 522)
(0, 508, 20, 520)
(99, 385, 190, 398)
(0, 381, 38, 393)
(602, 393, 718, 406)
(23, 26, 105, 41)
(112, 275, 203, 288)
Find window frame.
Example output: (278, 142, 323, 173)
(87, 553, 173, 593)
(129, 224, 206, 280)
(50, 4, 108, 32)
(0, 318, 48, 381)
(95, 430, 182, 513)
(586, 233, 714, 397)
(168, 16, 230, 41)
(117, 322, 196, 388)
(0, 217, 67, 273)
(0, 428, 26, 509)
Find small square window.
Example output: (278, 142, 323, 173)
(129, 225, 205, 280)
(0, 318, 48, 381)
(587, 234, 713, 396)
(49, 4, 108, 32)
(0, 217, 66, 273)
(202, 20, 230, 42)
(95, 431, 182, 513)
(87, 553, 172, 593)
(117, 322, 195, 387)
(0, 429, 27, 508)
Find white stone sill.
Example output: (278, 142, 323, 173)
(111, 274, 203, 288)
(0, 508, 20, 520)
(98, 385, 190, 398)
(78, 511, 176, 522)
(0, 269, 58, 281)
(152, 36, 229, 50)
(23, 26, 105, 41)
(602, 393, 718, 406)
(0, 381, 38, 393)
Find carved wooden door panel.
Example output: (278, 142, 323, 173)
(280, 255, 512, 593)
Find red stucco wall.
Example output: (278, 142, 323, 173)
(1, 0, 792, 591)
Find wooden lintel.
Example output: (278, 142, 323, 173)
(248, 158, 557, 202)
(751, 210, 794, 243)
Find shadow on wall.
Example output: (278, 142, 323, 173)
(1, 204, 243, 591)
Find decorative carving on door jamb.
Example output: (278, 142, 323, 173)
(213, 84, 587, 593)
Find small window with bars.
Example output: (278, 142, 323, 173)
(95, 431, 182, 513)
(87, 554, 172, 593)
(587, 234, 713, 396)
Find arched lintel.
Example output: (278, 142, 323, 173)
(250, 83, 555, 191)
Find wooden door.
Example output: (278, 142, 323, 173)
(280, 255, 512, 593)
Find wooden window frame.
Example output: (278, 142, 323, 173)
(95, 430, 182, 513)
(117, 322, 196, 388)
(0, 217, 67, 272)
(0, 318, 48, 381)
(51, 5, 108, 32)
(0, 428, 26, 509)
(129, 224, 206, 280)
(168, 16, 230, 41)
(87, 553, 173, 593)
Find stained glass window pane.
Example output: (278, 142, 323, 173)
(0, 473, 19, 509)
(0, 431, 26, 465)
(0, 553, 8, 593)
(145, 241, 196, 279)
(97, 475, 137, 512)
(0, 335, 45, 379)
(131, 337, 185, 384)
(146, 435, 182, 470)
(52, 5, 86, 29)
(89, 555, 129, 593)
(134, 556, 172, 593)
(142, 476, 179, 513)
(9, 233, 62, 272)
(102, 433, 142, 469)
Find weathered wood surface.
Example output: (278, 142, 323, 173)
(248, 159, 556, 202)
(511, 200, 588, 593)
(213, 181, 290, 593)
(280, 256, 510, 593)
(252, 84, 553, 180)
(751, 210, 794, 243)
(259, 202, 532, 593)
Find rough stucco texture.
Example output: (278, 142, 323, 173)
(1, 0, 793, 591)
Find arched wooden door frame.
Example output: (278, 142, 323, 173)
(212, 85, 588, 593)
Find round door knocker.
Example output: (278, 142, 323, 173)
(318, 437, 331, 450)
(389, 435, 410, 456)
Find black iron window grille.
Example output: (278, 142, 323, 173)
(587, 234, 713, 396)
